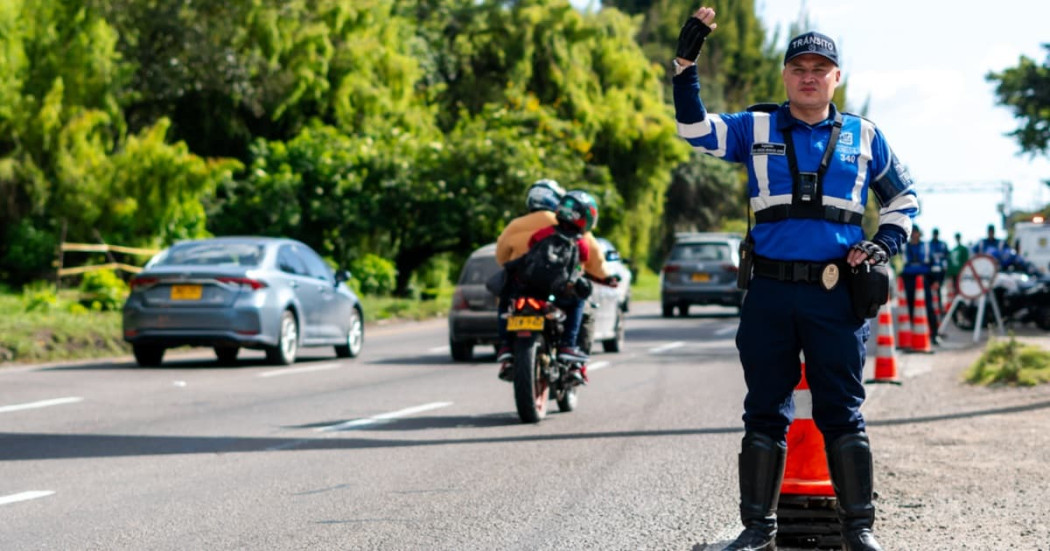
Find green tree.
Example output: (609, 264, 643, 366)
(988, 45, 1050, 156)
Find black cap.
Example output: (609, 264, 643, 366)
(784, 32, 838, 66)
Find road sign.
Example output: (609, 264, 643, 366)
(957, 254, 998, 299)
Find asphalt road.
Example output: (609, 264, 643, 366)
(5, 301, 1037, 550)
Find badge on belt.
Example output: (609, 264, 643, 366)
(821, 263, 840, 291)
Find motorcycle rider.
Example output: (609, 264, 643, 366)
(495, 184, 615, 381)
(493, 188, 613, 382)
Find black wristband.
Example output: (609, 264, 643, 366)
(675, 17, 712, 61)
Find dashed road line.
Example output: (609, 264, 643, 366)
(316, 401, 454, 432)
(649, 341, 685, 354)
(428, 345, 451, 354)
(587, 361, 611, 372)
(0, 491, 55, 506)
(0, 397, 83, 414)
(257, 362, 342, 378)
(714, 324, 738, 337)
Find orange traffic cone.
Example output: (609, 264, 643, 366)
(780, 360, 834, 497)
(910, 275, 933, 353)
(868, 300, 902, 384)
(895, 276, 912, 351)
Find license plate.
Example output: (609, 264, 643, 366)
(170, 284, 202, 300)
(691, 273, 711, 282)
(507, 315, 544, 331)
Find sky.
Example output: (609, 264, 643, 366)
(758, 0, 1050, 245)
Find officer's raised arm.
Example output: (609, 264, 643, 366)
(672, 8, 752, 164)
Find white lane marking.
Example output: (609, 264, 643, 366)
(587, 361, 611, 372)
(428, 345, 450, 354)
(714, 324, 738, 337)
(257, 362, 342, 378)
(0, 397, 83, 414)
(649, 341, 685, 354)
(0, 491, 55, 506)
(316, 401, 454, 432)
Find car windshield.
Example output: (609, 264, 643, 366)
(671, 243, 731, 261)
(153, 242, 265, 267)
(459, 255, 500, 284)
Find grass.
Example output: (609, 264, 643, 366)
(0, 285, 458, 366)
(965, 333, 1050, 386)
(0, 270, 660, 367)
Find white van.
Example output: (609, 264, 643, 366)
(1013, 221, 1050, 274)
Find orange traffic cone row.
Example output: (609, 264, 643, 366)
(868, 300, 902, 384)
(910, 275, 933, 353)
(895, 276, 912, 351)
(780, 360, 834, 497)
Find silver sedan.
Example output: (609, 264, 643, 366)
(122, 237, 364, 366)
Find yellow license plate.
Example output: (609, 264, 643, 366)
(507, 315, 544, 331)
(170, 284, 203, 300)
(691, 273, 711, 282)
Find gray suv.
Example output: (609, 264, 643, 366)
(660, 232, 745, 317)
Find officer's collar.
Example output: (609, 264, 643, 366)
(777, 102, 840, 131)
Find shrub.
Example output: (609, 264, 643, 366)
(78, 269, 129, 311)
(22, 281, 59, 313)
(349, 254, 397, 296)
(965, 334, 1050, 386)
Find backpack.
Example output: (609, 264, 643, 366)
(515, 229, 580, 298)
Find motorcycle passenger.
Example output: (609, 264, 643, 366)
(495, 186, 614, 382)
(494, 179, 566, 365)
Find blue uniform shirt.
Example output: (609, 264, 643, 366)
(673, 65, 919, 262)
(903, 241, 931, 275)
(928, 238, 948, 273)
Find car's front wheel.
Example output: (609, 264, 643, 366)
(335, 307, 364, 358)
(266, 310, 299, 365)
(133, 345, 165, 367)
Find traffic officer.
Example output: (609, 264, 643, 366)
(902, 226, 939, 345)
(672, 8, 918, 551)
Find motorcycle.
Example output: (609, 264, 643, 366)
(505, 294, 583, 423)
(950, 272, 1050, 331)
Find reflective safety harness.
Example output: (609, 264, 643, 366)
(752, 110, 861, 226)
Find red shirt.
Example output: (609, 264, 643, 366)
(528, 226, 590, 263)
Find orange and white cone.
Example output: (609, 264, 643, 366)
(780, 359, 834, 498)
(895, 276, 912, 351)
(910, 275, 933, 353)
(868, 300, 902, 384)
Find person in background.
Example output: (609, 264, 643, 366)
(928, 228, 949, 314)
(902, 225, 938, 345)
(946, 232, 970, 302)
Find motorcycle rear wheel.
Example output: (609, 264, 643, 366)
(513, 335, 549, 423)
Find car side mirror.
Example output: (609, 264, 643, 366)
(605, 250, 621, 262)
(335, 269, 352, 284)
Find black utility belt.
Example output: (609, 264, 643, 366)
(752, 256, 846, 291)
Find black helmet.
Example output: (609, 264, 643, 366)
(555, 190, 599, 234)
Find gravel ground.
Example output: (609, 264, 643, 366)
(859, 331, 1050, 550)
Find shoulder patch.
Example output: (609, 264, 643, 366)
(843, 111, 876, 125)
(746, 103, 780, 113)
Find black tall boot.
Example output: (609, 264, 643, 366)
(724, 432, 787, 551)
(826, 433, 883, 551)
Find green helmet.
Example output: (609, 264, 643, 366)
(556, 190, 599, 234)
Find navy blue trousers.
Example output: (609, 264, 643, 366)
(735, 276, 871, 445)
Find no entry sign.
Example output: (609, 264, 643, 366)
(957, 254, 999, 299)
